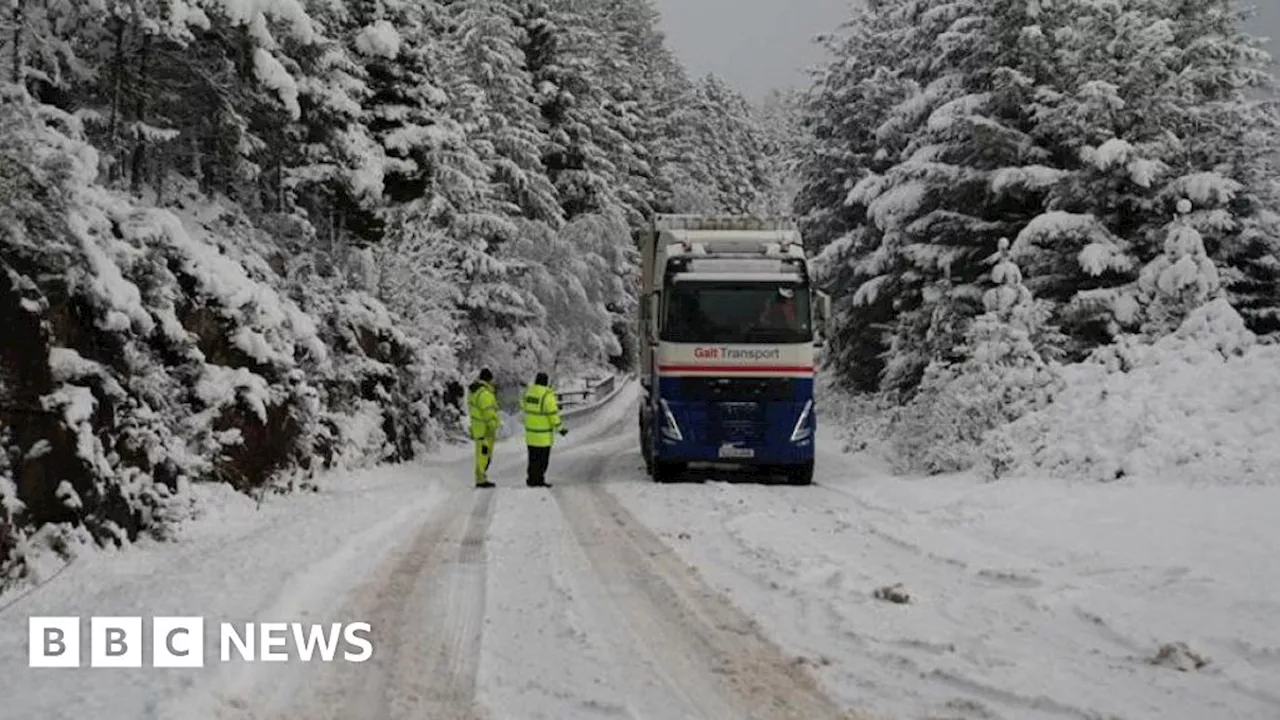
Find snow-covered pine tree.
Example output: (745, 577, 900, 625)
(446, 0, 562, 227)
(599, 0, 722, 227)
(341, 0, 463, 338)
(263, 1, 388, 265)
(506, 210, 632, 374)
(692, 75, 772, 214)
(890, 237, 1061, 473)
(755, 88, 803, 217)
(801, 0, 1280, 392)
(527, 0, 669, 369)
(7, 0, 308, 200)
(46, 0, 183, 190)
(344, 0, 545, 376)
(797, 3, 918, 391)
(1007, 0, 1279, 348)
(1170, 0, 1280, 338)
(826, 0, 1042, 393)
(1224, 177, 1280, 336)
(575, 0, 654, 226)
(650, 64, 720, 213)
(352, 0, 454, 207)
(435, 0, 566, 376)
(1137, 198, 1223, 337)
(518, 0, 622, 221)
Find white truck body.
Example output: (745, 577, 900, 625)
(636, 215, 829, 484)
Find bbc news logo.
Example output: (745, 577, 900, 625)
(29, 617, 373, 668)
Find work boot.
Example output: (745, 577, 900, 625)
(476, 481, 496, 489)
(527, 479, 549, 488)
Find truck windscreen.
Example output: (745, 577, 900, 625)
(662, 282, 812, 344)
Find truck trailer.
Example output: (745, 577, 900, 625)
(637, 214, 831, 484)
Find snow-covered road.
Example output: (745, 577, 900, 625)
(615, 448, 1280, 720)
(2, 382, 1277, 720)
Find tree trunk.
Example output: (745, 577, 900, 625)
(107, 15, 126, 183)
(191, 132, 203, 190)
(130, 31, 152, 194)
(10, 0, 24, 85)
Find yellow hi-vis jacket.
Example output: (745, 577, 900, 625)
(521, 383, 562, 448)
(467, 381, 500, 440)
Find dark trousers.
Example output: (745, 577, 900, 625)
(527, 445, 551, 485)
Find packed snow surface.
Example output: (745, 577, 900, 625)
(2, 384, 1276, 720)
(613, 445, 1280, 720)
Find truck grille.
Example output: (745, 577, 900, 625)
(680, 377, 793, 402)
(710, 402, 766, 444)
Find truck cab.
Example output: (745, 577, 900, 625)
(638, 215, 830, 484)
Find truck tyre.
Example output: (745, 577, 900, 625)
(786, 461, 815, 486)
(653, 461, 684, 484)
(639, 415, 653, 475)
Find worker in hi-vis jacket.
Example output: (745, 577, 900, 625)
(467, 368, 501, 488)
(521, 372, 566, 487)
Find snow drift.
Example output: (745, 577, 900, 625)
(984, 299, 1280, 485)
(834, 297, 1280, 486)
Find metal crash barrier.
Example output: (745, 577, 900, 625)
(559, 375, 618, 409)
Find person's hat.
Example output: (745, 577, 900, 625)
(778, 287, 795, 299)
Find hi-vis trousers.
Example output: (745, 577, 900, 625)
(474, 436, 495, 485)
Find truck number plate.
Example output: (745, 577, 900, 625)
(718, 445, 755, 459)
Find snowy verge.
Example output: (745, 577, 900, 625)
(984, 299, 1280, 484)
(0, 459, 452, 720)
(831, 298, 1280, 485)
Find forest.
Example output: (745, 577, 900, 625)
(0, 0, 782, 583)
(4, 0, 1279, 586)
(796, 0, 1280, 480)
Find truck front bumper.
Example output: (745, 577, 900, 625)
(653, 397, 815, 466)
(656, 436, 814, 466)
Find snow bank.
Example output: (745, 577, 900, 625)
(986, 300, 1280, 484)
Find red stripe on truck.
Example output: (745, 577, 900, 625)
(658, 365, 814, 374)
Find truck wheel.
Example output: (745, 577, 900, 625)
(786, 461, 815, 486)
(653, 461, 685, 484)
(639, 419, 653, 474)
(640, 427, 650, 474)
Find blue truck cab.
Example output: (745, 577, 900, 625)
(637, 215, 830, 485)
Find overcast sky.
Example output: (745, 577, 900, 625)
(651, 0, 1280, 101)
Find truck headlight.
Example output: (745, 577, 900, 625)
(789, 400, 813, 443)
(659, 399, 683, 441)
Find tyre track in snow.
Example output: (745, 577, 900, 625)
(266, 486, 496, 720)
(551, 446, 868, 720)
(250, 386, 638, 720)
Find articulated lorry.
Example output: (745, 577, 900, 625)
(637, 215, 831, 484)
